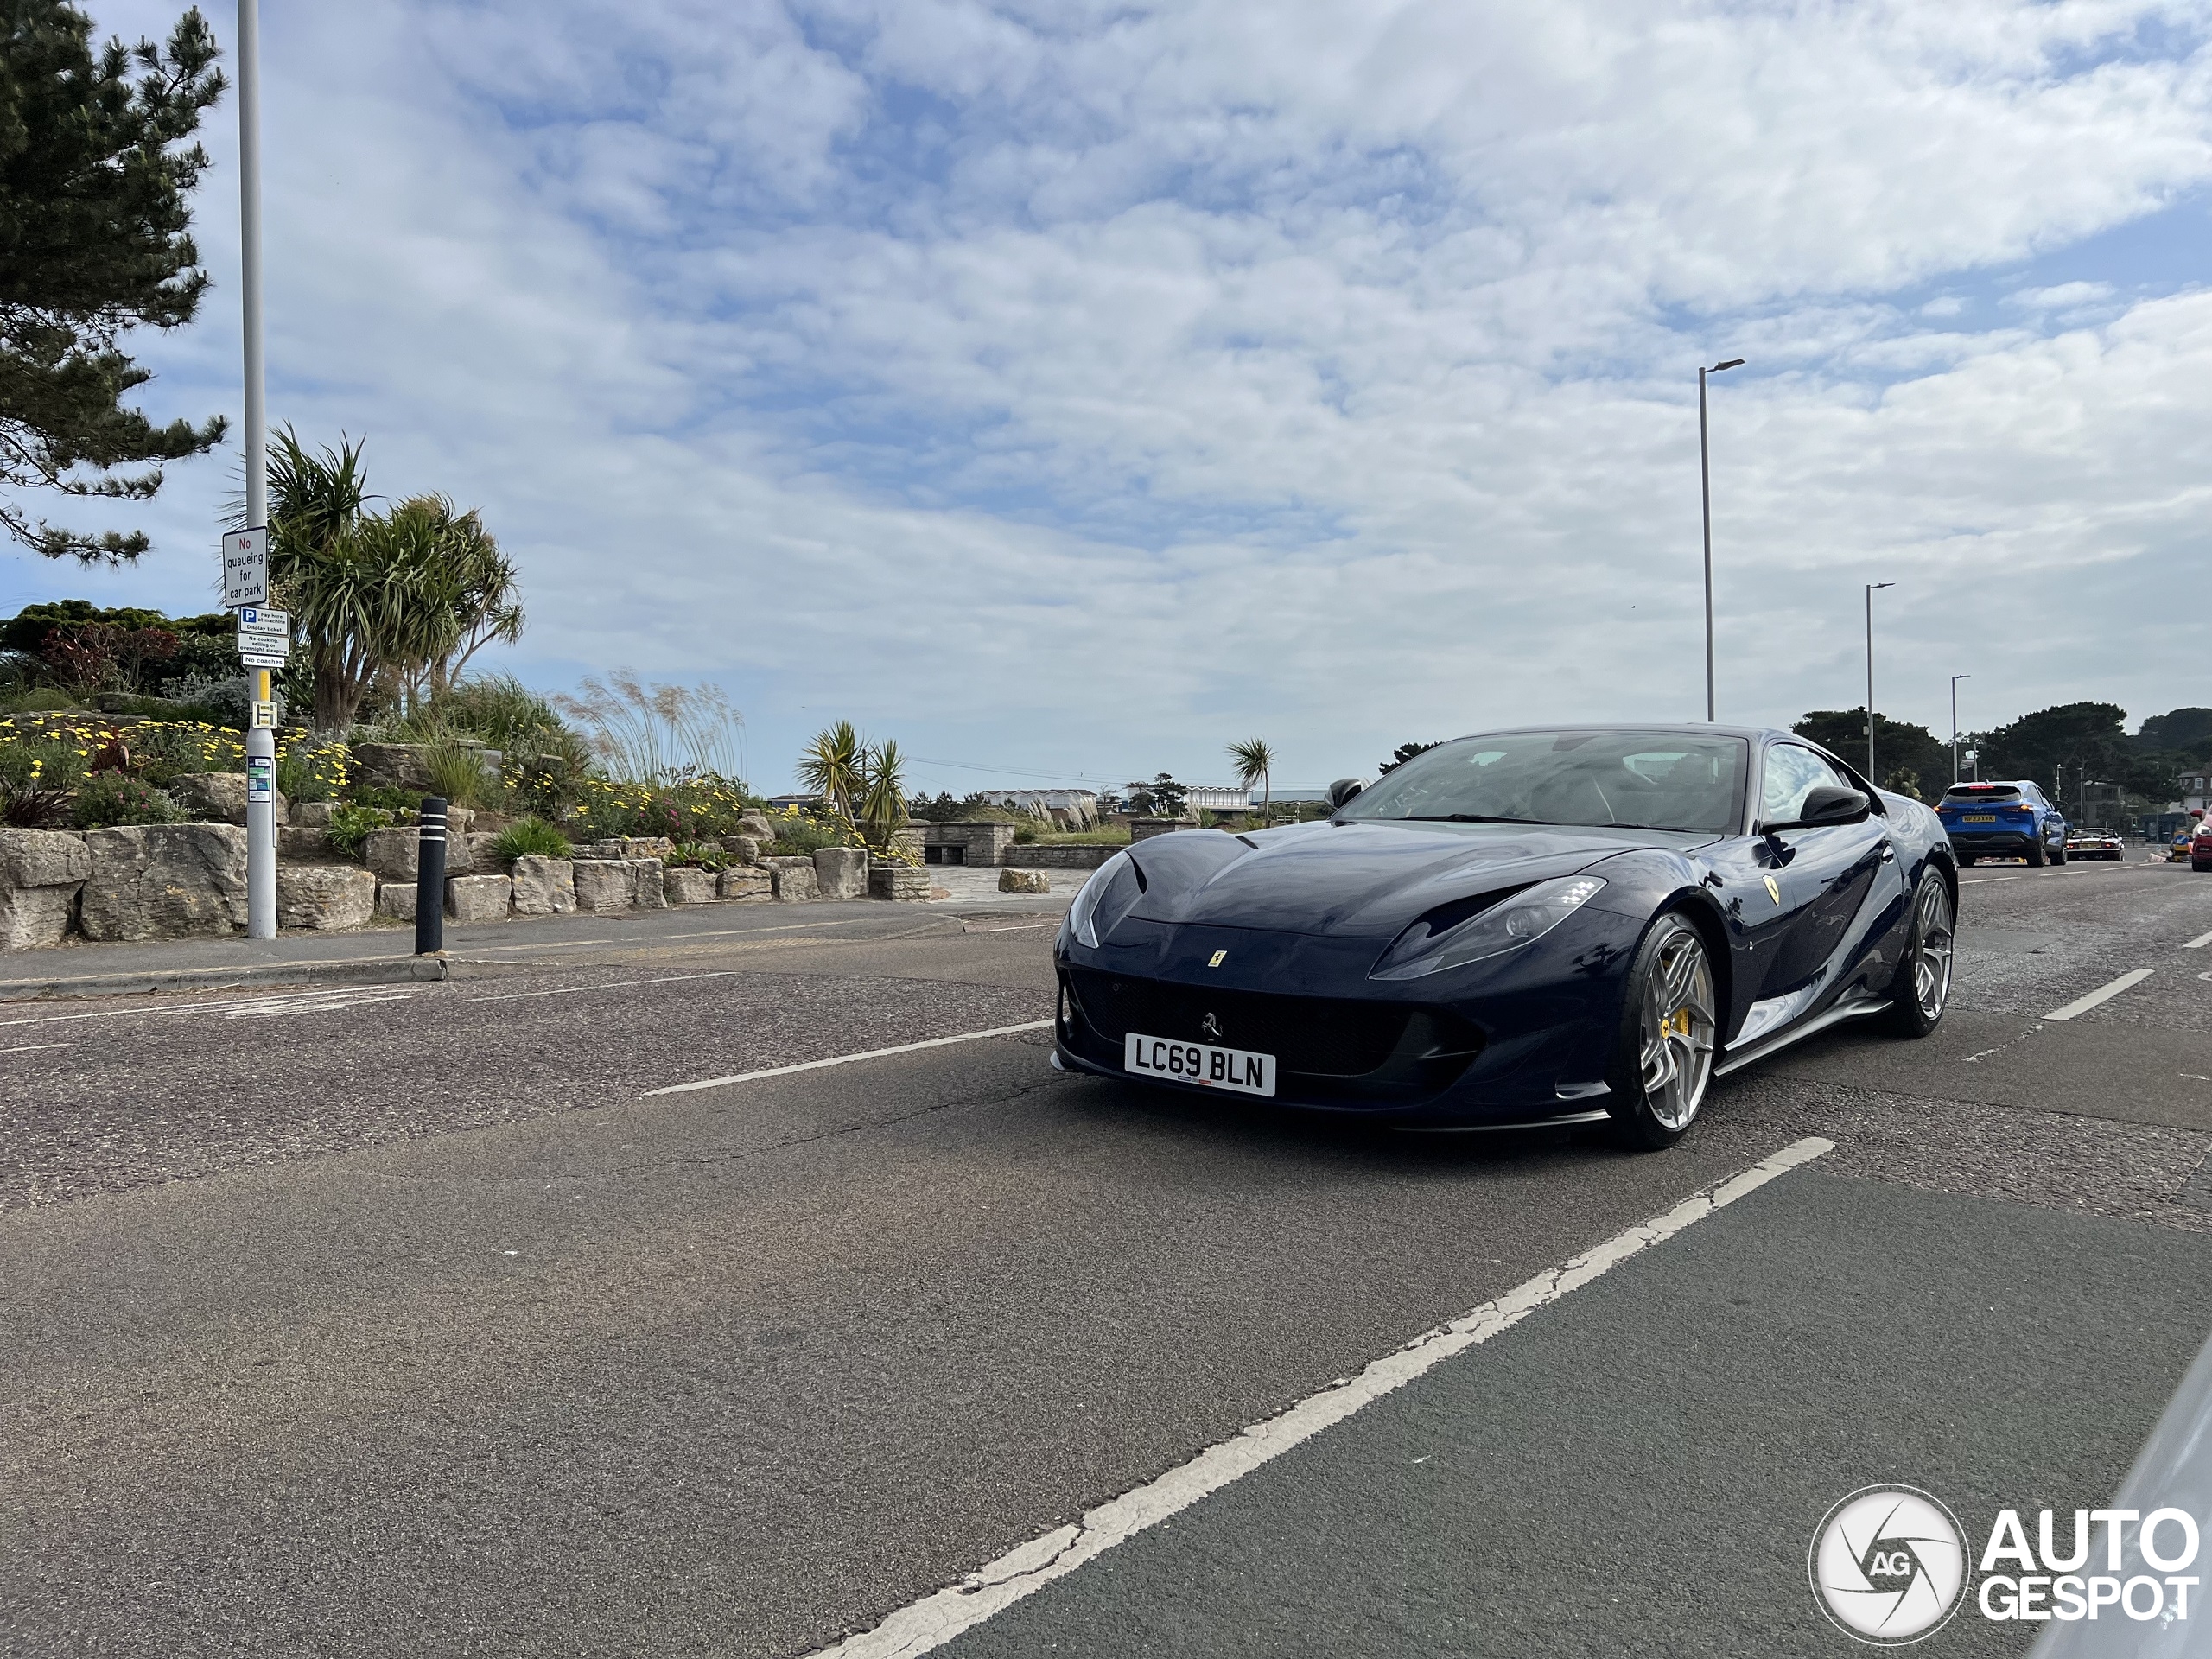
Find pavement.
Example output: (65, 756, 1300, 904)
(3, 851, 2210, 1656)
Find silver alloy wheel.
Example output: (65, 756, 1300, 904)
(1638, 925, 1717, 1131)
(1913, 879, 1955, 1020)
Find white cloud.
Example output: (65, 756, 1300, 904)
(10, 0, 2212, 791)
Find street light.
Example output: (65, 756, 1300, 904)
(1949, 673, 1970, 785)
(1865, 582, 1895, 780)
(1699, 358, 1745, 721)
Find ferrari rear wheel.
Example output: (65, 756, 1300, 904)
(1883, 870, 1954, 1038)
(1607, 913, 1717, 1151)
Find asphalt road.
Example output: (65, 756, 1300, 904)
(3, 855, 2209, 1656)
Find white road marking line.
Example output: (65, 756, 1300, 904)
(214, 990, 416, 1018)
(1960, 876, 2021, 885)
(2185, 930, 2212, 950)
(2044, 969, 2154, 1021)
(962, 922, 1065, 934)
(799, 1135, 1836, 1659)
(645, 1020, 1056, 1096)
(0, 1041, 73, 1052)
(462, 972, 736, 1005)
(0, 984, 416, 1029)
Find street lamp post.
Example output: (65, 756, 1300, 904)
(1698, 358, 1745, 721)
(1949, 674, 1970, 785)
(238, 0, 275, 941)
(1865, 582, 1895, 781)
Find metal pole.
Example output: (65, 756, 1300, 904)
(414, 798, 448, 955)
(1949, 674, 1969, 785)
(238, 0, 276, 941)
(1865, 582, 1894, 781)
(1699, 366, 1713, 723)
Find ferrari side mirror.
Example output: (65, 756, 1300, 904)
(1762, 785, 1871, 835)
(1326, 777, 1366, 809)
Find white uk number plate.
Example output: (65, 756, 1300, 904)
(1123, 1032, 1277, 1097)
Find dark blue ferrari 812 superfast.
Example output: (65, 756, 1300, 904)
(1052, 725, 1956, 1149)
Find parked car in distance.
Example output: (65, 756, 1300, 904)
(2064, 826, 2126, 861)
(1938, 780, 2068, 867)
(2195, 822, 2212, 874)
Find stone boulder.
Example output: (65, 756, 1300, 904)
(276, 864, 376, 931)
(292, 801, 340, 828)
(79, 823, 250, 941)
(0, 828, 92, 949)
(446, 874, 512, 923)
(999, 868, 1052, 893)
(718, 835, 762, 864)
(720, 868, 772, 901)
(352, 742, 434, 792)
(769, 858, 818, 902)
(663, 868, 719, 906)
(510, 855, 575, 917)
(738, 810, 775, 842)
(869, 863, 930, 903)
(278, 825, 336, 861)
(813, 846, 868, 900)
(587, 836, 675, 860)
(572, 858, 664, 912)
(376, 881, 416, 922)
(167, 772, 286, 828)
(365, 826, 478, 881)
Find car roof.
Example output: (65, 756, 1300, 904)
(1443, 723, 1798, 743)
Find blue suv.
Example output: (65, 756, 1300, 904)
(1938, 779, 2069, 867)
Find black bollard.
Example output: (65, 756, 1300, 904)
(414, 795, 448, 955)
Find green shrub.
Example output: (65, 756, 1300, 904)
(275, 734, 350, 803)
(423, 737, 491, 807)
(72, 772, 179, 830)
(327, 804, 400, 859)
(665, 840, 732, 871)
(488, 817, 575, 868)
(347, 784, 424, 814)
(2, 688, 76, 715)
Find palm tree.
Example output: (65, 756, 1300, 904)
(1226, 736, 1275, 824)
(858, 739, 909, 846)
(797, 721, 866, 823)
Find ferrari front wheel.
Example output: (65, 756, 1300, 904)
(1882, 869, 1954, 1037)
(1607, 913, 1717, 1152)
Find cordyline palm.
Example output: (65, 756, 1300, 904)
(1226, 736, 1274, 823)
(797, 721, 865, 823)
(857, 739, 908, 846)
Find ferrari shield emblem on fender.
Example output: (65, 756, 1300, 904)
(1208, 950, 1227, 967)
(1764, 875, 1782, 904)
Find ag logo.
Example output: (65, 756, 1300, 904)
(1810, 1485, 1967, 1645)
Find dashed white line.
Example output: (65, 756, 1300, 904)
(645, 1020, 1056, 1096)
(0, 985, 418, 1028)
(2044, 969, 2154, 1022)
(0, 1041, 73, 1053)
(798, 1135, 1834, 1659)
(2184, 930, 2212, 950)
(1960, 876, 2021, 886)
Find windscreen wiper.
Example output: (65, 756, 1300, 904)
(1402, 813, 1537, 824)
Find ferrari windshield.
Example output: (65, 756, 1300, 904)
(1338, 730, 1749, 835)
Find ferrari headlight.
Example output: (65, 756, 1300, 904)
(1067, 850, 1135, 948)
(1370, 875, 1606, 980)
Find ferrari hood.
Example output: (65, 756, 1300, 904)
(1125, 818, 1718, 939)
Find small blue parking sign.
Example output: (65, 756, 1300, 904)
(247, 756, 273, 804)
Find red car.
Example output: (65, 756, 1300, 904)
(2195, 822, 2212, 873)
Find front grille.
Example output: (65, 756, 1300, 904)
(1064, 968, 1474, 1078)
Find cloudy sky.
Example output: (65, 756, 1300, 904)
(10, 0, 2211, 792)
